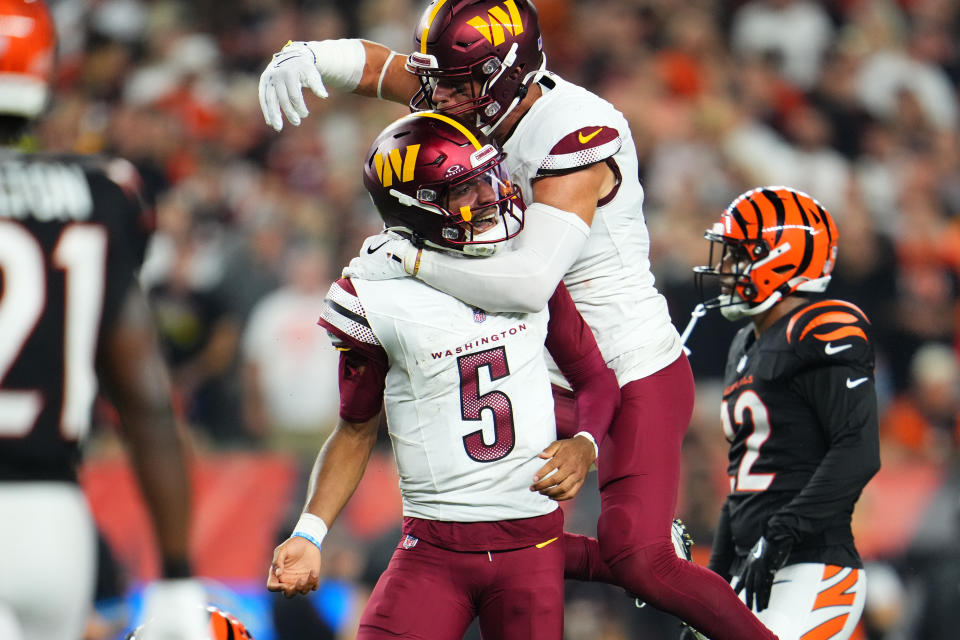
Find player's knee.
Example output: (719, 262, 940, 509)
(596, 504, 637, 567)
(601, 533, 685, 604)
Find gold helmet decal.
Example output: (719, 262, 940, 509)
(467, 0, 524, 46)
(412, 112, 483, 149)
(374, 144, 420, 187)
(373, 112, 483, 187)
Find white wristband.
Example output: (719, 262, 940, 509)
(303, 39, 366, 92)
(377, 51, 397, 100)
(292, 512, 328, 551)
(574, 431, 599, 459)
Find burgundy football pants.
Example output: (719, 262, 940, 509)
(561, 354, 778, 640)
(358, 535, 564, 640)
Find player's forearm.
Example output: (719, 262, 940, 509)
(545, 284, 619, 444)
(766, 436, 880, 543)
(707, 501, 736, 581)
(302, 416, 380, 528)
(415, 203, 589, 313)
(352, 41, 419, 102)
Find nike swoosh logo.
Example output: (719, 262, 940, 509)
(846, 377, 869, 389)
(366, 241, 389, 254)
(535, 537, 559, 549)
(824, 342, 852, 355)
(578, 128, 603, 144)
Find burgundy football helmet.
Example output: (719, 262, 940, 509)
(0, 0, 56, 120)
(362, 111, 523, 255)
(407, 0, 545, 135)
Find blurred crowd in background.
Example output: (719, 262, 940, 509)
(38, 0, 960, 638)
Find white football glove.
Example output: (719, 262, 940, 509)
(138, 578, 210, 639)
(342, 232, 418, 281)
(259, 39, 366, 131)
(259, 41, 328, 131)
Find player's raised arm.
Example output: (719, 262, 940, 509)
(259, 39, 419, 131)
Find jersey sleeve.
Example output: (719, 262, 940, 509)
(763, 355, 881, 546)
(318, 278, 389, 422)
(786, 299, 874, 371)
(544, 283, 620, 445)
(537, 125, 622, 176)
(86, 155, 156, 268)
(708, 501, 736, 582)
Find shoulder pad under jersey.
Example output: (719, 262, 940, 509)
(784, 299, 874, 370)
(318, 277, 382, 352)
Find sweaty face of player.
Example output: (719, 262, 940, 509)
(446, 174, 499, 236)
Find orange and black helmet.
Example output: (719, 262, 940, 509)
(125, 605, 253, 640)
(694, 186, 839, 320)
(0, 0, 56, 119)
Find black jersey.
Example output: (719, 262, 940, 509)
(715, 299, 881, 571)
(0, 151, 153, 482)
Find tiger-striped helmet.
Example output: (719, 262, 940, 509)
(694, 186, 839, 320)
(0, 0, 56, 120)
(125, 605, 253, 639)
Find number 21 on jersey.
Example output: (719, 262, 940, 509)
(0, 221, 107, 441)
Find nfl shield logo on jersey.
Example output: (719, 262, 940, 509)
(402, 534, 419, 549)
(473, 308, 486, 323)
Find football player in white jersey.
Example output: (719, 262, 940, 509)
(266, 112, 620, 640)
(258, 1, 777, 638)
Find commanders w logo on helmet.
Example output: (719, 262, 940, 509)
(467, 0, 524, 46)
(362, 112, 523, 256)
(694, 186, 839, 320)
(408, 0, 545, 134)
(374, 144, 421, 187)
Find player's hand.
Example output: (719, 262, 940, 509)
(259, 41, 328, 131)
(733, 535, 791, 612)
(530, 435, 596, 501)
(138, 578, 210, 639)
(267, 536, 323, 598)
(678, 624, 708, 640)
(342, 233, 417, 281)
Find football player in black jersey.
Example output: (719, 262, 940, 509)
(0, 2, 209, 639)
(685, 186, 881, 640)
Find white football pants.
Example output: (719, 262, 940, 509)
(0, 483, 96, 640)
(738, 562, 866, 640)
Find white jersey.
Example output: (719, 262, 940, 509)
(502, 72, 683, 386)
(322, 276, 558, 523)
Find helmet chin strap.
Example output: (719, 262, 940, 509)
(461, 213, 520, 256)
(479, 50, 548, 136)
